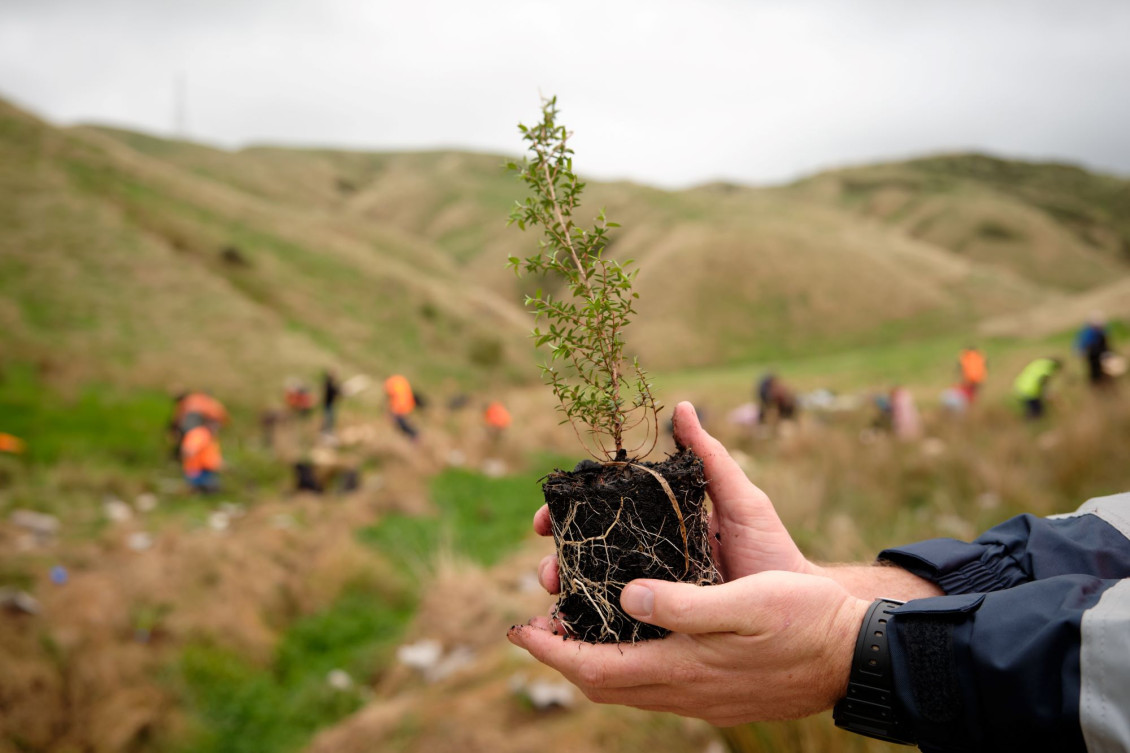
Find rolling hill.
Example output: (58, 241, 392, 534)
(2, 95, 1129, 404)
(0, 100, 532, 404)
(790, 153, 1130, 291)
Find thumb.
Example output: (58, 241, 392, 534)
(672, 401, 768, 513)
(620, 577, 770, 635)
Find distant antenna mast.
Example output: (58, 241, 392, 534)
(174, 72, 188, 138)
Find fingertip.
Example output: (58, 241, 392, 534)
(620, 581, 655, 619)
(672, 402, 698, 442)
(537, 554, 561, 594)
(514, 619, 572, 663)
(506, 624, 527, 646)
(509, 614, 559, 648)
(533, 505, 552, 536)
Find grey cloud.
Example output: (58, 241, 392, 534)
(1, 0, 1128, 187)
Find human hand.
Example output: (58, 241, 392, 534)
(535, 400, 819, 595)
(508, 570, 869, 726)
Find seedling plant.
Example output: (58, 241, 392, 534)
(507, 97, 718, 643)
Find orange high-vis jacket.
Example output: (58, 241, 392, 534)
(484, 402, 511, 430)
(960, 350, 987, 384)
(177, 393, 229, 425)
(181, 426, 222, 476)
(0, 433, 25, 454)
(384, 375, 416, 416)
(285, 388, 314, 411)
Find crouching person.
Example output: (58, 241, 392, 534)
(181, 418, 222, 493)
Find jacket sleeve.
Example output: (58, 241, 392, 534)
(886, 576, 1130, 753)
(877, 492, 1130, 593)
(877, 492, 1130, 753)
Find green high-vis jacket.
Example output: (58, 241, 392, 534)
(1014, 358, 1059, 399)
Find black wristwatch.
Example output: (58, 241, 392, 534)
(832, 598, 917, 746)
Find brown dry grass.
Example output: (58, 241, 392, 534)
(980, 276, 1130, 338)
(794, 159, 1130, 293)
(0, 479, 405, 752)
(306, 544, 722, 753)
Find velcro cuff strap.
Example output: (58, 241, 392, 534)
(892, 593, 985, 616)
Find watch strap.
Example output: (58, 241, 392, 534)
(833, 598, 917, 746)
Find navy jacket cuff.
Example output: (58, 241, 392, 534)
(879, 538, 1028, 594)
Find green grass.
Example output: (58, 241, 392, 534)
(658, 318, 1121, 406)
(0, 361, 288, 521)
(176, 582, 414, 753)
(0, 362, 171, 469)
(356, 455, 571, 574)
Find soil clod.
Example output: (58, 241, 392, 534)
(543, 446, 719, 643)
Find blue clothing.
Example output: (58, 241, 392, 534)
(186, 469, 219, 493)
(878, 494, 1130, 752)
(1076, 325, 1106, 356)
(1076, 325, 1112, 384)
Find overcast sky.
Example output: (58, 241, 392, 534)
(2, 0, 1129, 188)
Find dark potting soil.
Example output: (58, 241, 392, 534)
(542, 446, 719, 643)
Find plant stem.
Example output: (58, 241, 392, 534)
(538, 154, 625, 454)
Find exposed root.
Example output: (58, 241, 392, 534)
(543, 447, 719, 643)
(609, 461, 689, 575)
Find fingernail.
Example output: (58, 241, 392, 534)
(621, 583, 654, 618)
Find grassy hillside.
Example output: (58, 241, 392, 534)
(792, 153, 1130, 292)
(5, 95, 1130, 420)
(40, 112, 1124, 386)
(86, 126, 1129, 358)
(1, 102, 532, 408)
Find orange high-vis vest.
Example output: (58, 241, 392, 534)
(384, 375, 416, 416)
(0, 433, 25, 454)
(285, 388, 313, 411)
(177, 393, 229, 424)
(182, 426, 222, 476)
(960, 350, 987, 384)
(484, 402, 511, 430)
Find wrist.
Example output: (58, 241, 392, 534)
(817, 562, 944, 602)
(829, 596, 871, 703)
(801, 558, 829, 579)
